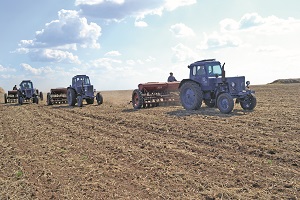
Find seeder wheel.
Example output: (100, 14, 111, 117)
(132, 89, 143, 109)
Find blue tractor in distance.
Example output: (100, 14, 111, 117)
(17, 80, 43, 105)
(67, 75, 103, 107)
(179, 59, 256, 114)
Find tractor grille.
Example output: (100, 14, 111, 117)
(85, 85, 94, 96)
(228, 77, 245, 94)
(25, 90, 33, 97)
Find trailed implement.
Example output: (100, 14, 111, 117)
(4, 90, 18, 103)
(47, 88, 68, 105)
(132, 81, 180, 109)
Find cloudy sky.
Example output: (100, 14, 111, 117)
(0, 0, 299, 92)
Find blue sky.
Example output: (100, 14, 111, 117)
(1, 0, 299, 92)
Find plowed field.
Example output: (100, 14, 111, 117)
(0, 84, 299, 199)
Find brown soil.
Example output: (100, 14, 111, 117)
(0, 84, 299, 199)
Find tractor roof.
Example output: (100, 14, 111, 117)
(73, 75, 89, 78)
(20, 80, 32, 83)
(188, 59, 220, 68)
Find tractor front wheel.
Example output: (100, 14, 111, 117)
(132, 89, 143, 109)
(96, 93, 103, 105)
(240, 94, 257, 110)
(35, 97, 39, 104)
(180, 81, 203, 110)
(67, 89, 76, 106)
(77, 96, 83, 107)
(18, 96, 23, 105)
(217, 93, 234, 114)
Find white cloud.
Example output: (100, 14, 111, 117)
(16, 9, 101, 64)
(126, 60, 135, 65)
(220, 13, 300, 34)
(170, 23, 195, 37)
(146, 56, 156, 62)
(90, 57, 122, 70)
(0, 65, 16, 72)
(20, 10, 101, 49)
(164, 0, 197, 11)
(21, 63, 54, 75)
(28, 49, 81, 64)
(105, 51, 122, 56)
(76, 0, 196, 24)
(171, 43, 198, 63)
(135, 20, 148, 27)
(198, 32, 241, 50)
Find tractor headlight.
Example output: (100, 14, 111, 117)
(246, 81, 250, 87)
(231, 82, 236, 88)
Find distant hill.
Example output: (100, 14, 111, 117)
(270, 78, 300, 84)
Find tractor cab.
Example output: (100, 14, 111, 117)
(189, 59, 222, 80)
(72, 75, 91, 87)
(20, 80, 33, 90)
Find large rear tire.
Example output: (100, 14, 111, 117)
(96, 93, 103, 105)
(132, 89, 143, 109)
(67, 89, 76, 106)
(217, 93, 234, 114)
(180, 81, 203, 110)
(240, 94, 257, 110)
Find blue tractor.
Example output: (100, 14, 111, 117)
(179, 59, 256, 114)
(17, 80, 43, 105)
(67, 75, 103, 107)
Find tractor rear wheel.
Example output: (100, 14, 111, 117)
(132, 89, 143, 109)
(86, 98, 94, 104)
(67, 89, 76, 106)
(47, 93, 53, 105)
(4, 93, 7, 104)
(180, 81, 203, 110)
(240, 94, 257, 110)
(217, 93, 234, 114)
(77, 96, 83, 107)
(96, 93, 103, 105)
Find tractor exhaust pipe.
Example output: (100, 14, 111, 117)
(221, 62, 226, 82)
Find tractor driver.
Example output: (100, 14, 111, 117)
(24, 82, 29, 89)
(167, 72, 177, 82)
(13, 85, 17, 90)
